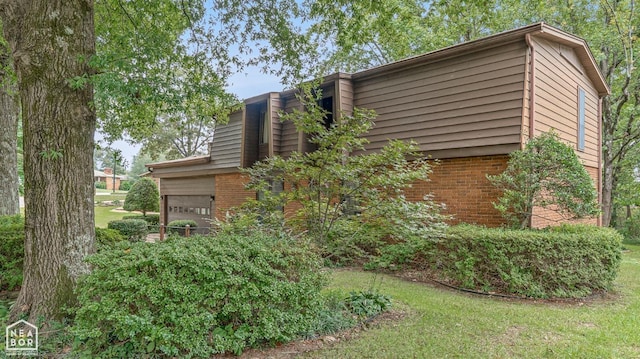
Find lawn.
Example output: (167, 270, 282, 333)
(94, 190, 130, 227)
(304, 245, 640, 358)
(94, 206, 130, 228)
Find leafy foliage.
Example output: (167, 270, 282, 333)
(0, 215, 23, 291)
(346, 290, 392, 319)
(620, 212, 640, 245)
(241, 92, 447, 261)
(167, 219, 199, 236)
(123, 178, 159, 216)
(72, 233, 327, 357)
(429, 224, 622, 298)
(488, 131, 599, 229)
(95, 227, 126, 249)
(94, 181, 107, 190)
(107, 219, 148, 242)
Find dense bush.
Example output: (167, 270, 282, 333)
(95, 228, 126, 248)
(119, 180, 133, 191)
(429, 224, 622, 298)
(0, 215, 24, 291)
(72, 233, 327, 357)
(488, 131, 599, 228)
(123, 214, 160, 225)
(123, 178, 159, 215)
(620, 212, 640, 244)
(167, 219, 198, 236)
(107, 219, 148, 242)
(94, 181, 107, 189)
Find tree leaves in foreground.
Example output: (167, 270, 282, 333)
(240, 90, 447, 257)
(488, 131, 600, 229)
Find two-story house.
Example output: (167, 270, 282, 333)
(146, 22, 609, 229)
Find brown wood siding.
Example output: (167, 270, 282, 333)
(336, 77, 354, 119)
(160, 176, 215, 195)
(532, 36, 599, 167)
(353, 41, 527, 157)
(270, 93, 283, 154)
(243, 103, 261, 166)
(210, 111, 242, 168)
(279, 95, 302, 158)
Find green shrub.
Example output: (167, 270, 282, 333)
(123, 178, 159, 215)
(107, 219, 148, 242)
(620, 213, 640, 244)
(305, 291, 357, 337)
(346, 290, 392, 319)
(95, 228, 126, 248)
(119, 180, 133, 191)
(429, 224, 622, 298)
(94, 181, 107, 189)
(72, 233, 327, 357)
(167, 219, 198, 236)
(123, 214, 160, 226)
(0, 215, 24, 291)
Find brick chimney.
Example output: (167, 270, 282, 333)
(103, 167, 113, 175)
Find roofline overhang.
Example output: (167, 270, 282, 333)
(351, 22, 609, 97)
(145, 155, 210, 170)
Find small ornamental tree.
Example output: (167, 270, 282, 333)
(241, 88, 447, 253)
(487, 131, 599, 229)
(123, 178, 159, 216)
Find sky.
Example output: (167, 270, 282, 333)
(100, 66, 282, 167)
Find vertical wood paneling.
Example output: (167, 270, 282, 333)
(270, 93, 283, 154)
(279, 95, 302, 157)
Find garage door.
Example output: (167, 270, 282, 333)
(166, 195, 213, 230)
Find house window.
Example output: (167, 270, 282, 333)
(258, 110, 268, 144)
(319, 96, 334, 129)
(578, 88, 586, 151)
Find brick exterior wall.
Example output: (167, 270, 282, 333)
(214, 172, 255, 219)
(405, 156, 509, 227)
(531, 166, 600, 228)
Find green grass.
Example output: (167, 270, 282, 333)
(302, 246, 640, 358)
(94, 206, 129, 228)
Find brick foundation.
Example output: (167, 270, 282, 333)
(405, 156, 509, 227)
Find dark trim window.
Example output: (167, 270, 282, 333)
(258, 110, 268, 144)
(319, 96, 334, 129)
(577, 87, 586, 151)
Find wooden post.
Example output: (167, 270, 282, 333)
(159, 223, 164, 241)
(185, 224, 190, 237)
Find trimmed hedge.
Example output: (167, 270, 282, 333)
(72, 233, 327, 357)
(122, 214, 160, 226)
(107, 219, 148, 242)
(0, 215, 24, 291)
(432, 224, 622, 298)
(167, 219, 198, 236)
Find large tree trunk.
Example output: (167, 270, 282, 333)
(0, 49, 19, 216)
(0, 0, 95, 322)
